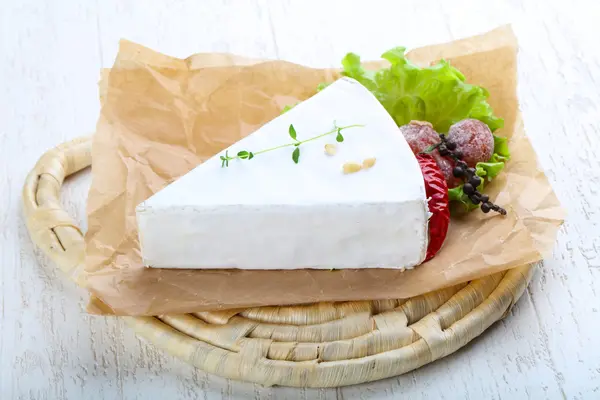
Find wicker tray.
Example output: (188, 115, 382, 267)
(23, 136, 535, 387)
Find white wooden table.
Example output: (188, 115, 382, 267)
(2, 1, 599, 398)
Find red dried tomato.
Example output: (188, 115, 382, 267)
(416, 154, 450, 262)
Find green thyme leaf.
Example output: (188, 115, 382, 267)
(289, 124, 297, 140)
(292, 147, 300, 164)
(336, 129, 344, 142)
(422, 143, 438, 154)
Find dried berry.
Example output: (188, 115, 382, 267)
(447, 119, 494, 167)
(463, 183, 475, 195)
(400, 121, 440, 154)
(481, 202, 491, 213)
(453, 165, 466, 178)
(438, 145, 450, 156)
(469, 175, 482, 188)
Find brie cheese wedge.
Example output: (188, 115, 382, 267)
(136, 77, 429, 270)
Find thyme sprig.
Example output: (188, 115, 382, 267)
(220, 122, 364, 167)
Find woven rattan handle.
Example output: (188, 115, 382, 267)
(23, 136, 92, 279)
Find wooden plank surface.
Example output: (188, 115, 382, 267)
(1, 0, 599, 398)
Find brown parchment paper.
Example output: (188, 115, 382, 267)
(82, 25, 565, 316)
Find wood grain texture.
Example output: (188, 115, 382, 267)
(1, 0, 598, 398)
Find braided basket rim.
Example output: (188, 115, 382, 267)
(22, 137, 535, 388)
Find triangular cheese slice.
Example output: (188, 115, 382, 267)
(137, 77, 429, 270)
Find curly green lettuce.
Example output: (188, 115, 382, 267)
(338, 47, 504, 133)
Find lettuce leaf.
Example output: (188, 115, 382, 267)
(493, 134, 510, 158)
(340, 47, 504, 133)
(281, 104, 296, 114)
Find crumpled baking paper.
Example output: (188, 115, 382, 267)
(81, 25, 565, 316)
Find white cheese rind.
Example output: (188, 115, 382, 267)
(137, 77, 429, 270)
